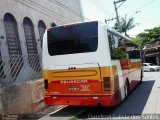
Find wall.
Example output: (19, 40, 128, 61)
(0, 1, 83, 114)
(0, 0, 83, 85)
(0, 79, 45, 114)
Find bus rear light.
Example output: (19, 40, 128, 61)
(103, 77, 111, 91)
(44, 79, 48, 90)
(64, 24, 72, 28)
(68, 24, 72, 28)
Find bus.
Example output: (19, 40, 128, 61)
(42, 21, 143, 107)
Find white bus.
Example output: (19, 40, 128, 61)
(42, 21, 143, 107)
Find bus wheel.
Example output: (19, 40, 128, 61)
(125, 80, 129, 98)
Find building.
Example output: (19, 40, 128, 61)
(143, 44, 160, 65)
(0, 0, 83, 86)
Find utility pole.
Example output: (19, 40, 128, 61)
(113, 0, 126, 33)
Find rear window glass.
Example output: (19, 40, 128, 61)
(47, 21, 98, 55)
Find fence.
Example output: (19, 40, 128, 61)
(0, 54, 42, 87)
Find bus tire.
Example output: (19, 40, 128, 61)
(125, 79, 129, 98)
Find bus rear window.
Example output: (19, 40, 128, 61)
(47, 22, 98, 55)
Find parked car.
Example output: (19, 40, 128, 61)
(143, 63, 160, 71)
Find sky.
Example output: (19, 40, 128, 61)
(81, 0, 160, 37)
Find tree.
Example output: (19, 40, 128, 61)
(137, 26, 160, 44)
(131, 37, 143, 48)
(131, 26, 160, 48)
(114, 16, 136, 37)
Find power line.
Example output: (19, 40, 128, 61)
(45, 0, 90, 21)
(95, 0, 114, 17)
(93, 0, 114, 17)
(29, 0, 91, 22)
(14, 0, 71, 24)
(15, 0, 88, 24)
(137, 0, 155, 10)
(14, 0, 67, 24)
(28, 0, 76, 22)
(89, 0, 113, 18)
(135, 17, 160, 22)
(117, 1, 126, 9)
(127, 0, 155, 15)
(49, 0, 90, 21)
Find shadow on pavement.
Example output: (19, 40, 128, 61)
(112, 80, 155, 115)
(49, 106, 88, 117)
(77, 80, 155, 119)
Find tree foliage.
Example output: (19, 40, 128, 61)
(114, 16, 136, 36)
(137, 26, 160, 46)
(131, 37, 143, 48)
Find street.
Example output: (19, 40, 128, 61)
(39, 72, 160, 120)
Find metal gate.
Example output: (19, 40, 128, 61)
(0, 55, 42, 87)
(0, 51, 6, 80)
(23, 17, 40, 72)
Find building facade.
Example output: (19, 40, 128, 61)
(0, 0, 83, 86)
(144, 44, 160, 65)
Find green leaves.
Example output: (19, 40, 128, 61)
(111, 49, 127, 59)
(114, 16, 136, 36)
(135, 26, 160, 47)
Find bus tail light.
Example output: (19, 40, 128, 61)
(103, 77, 111, 91)
(64, 24, 72, 28)
(44, 79, 48, 90)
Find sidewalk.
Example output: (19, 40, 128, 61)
(18, 105, 65, 120)
(0, 105, 65, 120)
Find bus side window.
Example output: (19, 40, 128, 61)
(107, 31, 127, 60)
(126, 43, 141, 59)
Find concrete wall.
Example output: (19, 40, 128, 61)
(0, 79, 45, 114)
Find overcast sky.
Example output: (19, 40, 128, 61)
(81, 0, 160, 37)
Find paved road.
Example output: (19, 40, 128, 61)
(39, 72, 160, 120)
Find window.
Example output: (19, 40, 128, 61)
(108, 31, 127, 60)
(4, 13, 22, 56)
(48, 21, 98, 55)
(23, 17, 40, 71)
(23, 17, 38, 55)
(108, 30, 140, 60)
(143, 64, 147, 66)
(126, 42, 140, 59)
(38, 20, 46, 47)
(4, 13, 23, 77)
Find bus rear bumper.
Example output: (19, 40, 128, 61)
(44, 94, 122, 107)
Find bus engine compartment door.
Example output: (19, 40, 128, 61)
(47, 63, 102, 95)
